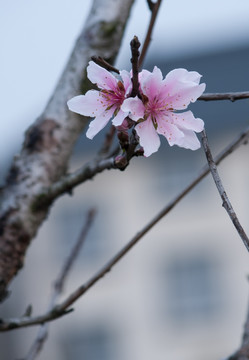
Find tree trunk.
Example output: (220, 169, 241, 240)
(0, 0, 135, 301)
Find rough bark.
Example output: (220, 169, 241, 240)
(0, 0, 135, 301)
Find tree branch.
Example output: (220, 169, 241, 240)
(227, 295, 249, 360)
(201, 129, 249, 251)
(0, 0, 135, 302)
(23, 209, 96, 360)
(139, 0, 162, 68)
(1, 126, 248, 332)
(199, 91, 249, 102)
(130, 36, 141, 97)
(31, 157, 115, 211)
(91, 56, 120, 74)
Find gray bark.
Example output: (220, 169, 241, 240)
(0, 0, 135, 301)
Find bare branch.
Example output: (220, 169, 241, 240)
(139, 0, 162, 68)
(199, 91, 249, 102)
(31, 132, 142, 210)
(146, 0, 155, 11)
(54, 209, 96, 294)
(23, 209, 96, 360)
(91, 56, 120, 74)
(242, 299, 249, 349)
(0, 308, 71, 331)
(129, 36, 141, 97)
(0, 0, 135, 301)
(31, 157, 115, 211)
(1, 126, 248, 332)
(226, 296, 249, 360)
(201, 129, 249, 251)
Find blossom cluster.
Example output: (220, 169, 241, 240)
(67, 61, 205, 157)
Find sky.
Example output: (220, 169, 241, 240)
(1, 0, 249, 174)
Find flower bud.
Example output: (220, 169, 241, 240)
(114, 155, 128, 169)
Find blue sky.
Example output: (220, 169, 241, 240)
(1, 0, 249, 171)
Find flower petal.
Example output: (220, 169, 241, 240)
(141, 66, 163, 98)
(120, 70, 132, 95)
(139, 69, 151, 83)
(156, 114, 184, 146)
(86, 109, 113, 139)
(168, 111, 204, 132)
(87, 61, 118, 91)
(121, 97, 145, 121)
(135, 119, 161, 157)
(112, 108, 128, 126)
(165, 68, 202, 88)
(167, 83, 206, 110)
(68, 91, 110, 117)
(161, 68, 206, 110)
(174, 129, 201, 150)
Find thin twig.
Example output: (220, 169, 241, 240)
(241, 297, 249, 347)
(54, 208, 96, 293)
(56, 127, 249, 310)
(130, 36, 141, 98)
(31, 157, 115, 211)
(1, 127, 248, 332)
(199, 91, 249, 102)
(113, 36, 143, 168)
(139, 0, 162, 69)
(146, 0, 155, 11)
(201, 129, 249, 252)
(226, 295, 249, 360)
(91, 56, 120, 74)
(23, 209, 96, 360)
(31, 139, 141, 210)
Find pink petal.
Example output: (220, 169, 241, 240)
(156, 114, 184, 146)
(67, 91, 106, 117)
(87, 61, 118, 91)
(135, 119, 161, 157)
(120, 70, 132, 95)
(86, 109, 113, 139)
(141, 66, 163, 98)
(116, 117, 130, 131)
(165, 69, 202, 89)
(167, 83, 206, 110)
(112, 108, 128, 126)
(121, 97, 145, 121)
(130, 69, 151, 91)
(168, 111, 204, 132)
(139, 69, 151, 83)
(184, 71, 203, 84)
(160, 68, 206, 110)
(174, 129, 201, 150)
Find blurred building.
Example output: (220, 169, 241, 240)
(1, 44, 249, 360)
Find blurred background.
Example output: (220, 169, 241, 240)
(1, 0, 249, 359)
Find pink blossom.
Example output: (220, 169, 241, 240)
(121, 67, 205, 157)
(67, 61, 132, 139)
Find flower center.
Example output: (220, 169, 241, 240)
(145, 96, 170, 119)
(101, 81, 125, 109)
